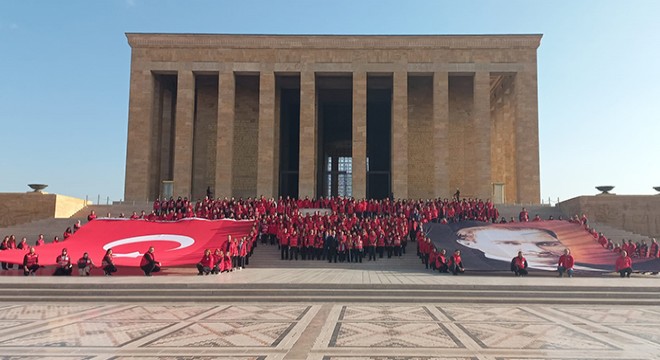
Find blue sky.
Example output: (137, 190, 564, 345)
(1, 0, 659, 203)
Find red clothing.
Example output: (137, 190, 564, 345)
(199, 254, 214, 268)
(23, 253, 39, 267)
(558, 254, 574, 269)
(615, 256, 632, 271)
(56, 255, 71, 268)
(512, 256, 527, 269)
(450, 254, 462, 266)
(436, 254, 447, 267)
(140, 252, 157, 267)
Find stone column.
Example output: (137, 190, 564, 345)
(172, 70, 195, 198)
(215, 71, 235, 198)
(257, 71, 276, 198)
(352, 71, 367, 199)
(473, 71, 492, 200)
(433, 71, 450, 198)
(515, 69, 540, 204)
(124, 69, 154, 201)
(391, 71, 408, 199)
(298, 71, 317, 198)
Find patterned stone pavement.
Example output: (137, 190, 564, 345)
(0, 303, 658, 359)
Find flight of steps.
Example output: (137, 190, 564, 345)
(496, 204, 566, 221)
(0, 279, 658, 305)
(0, 217, 84, 243)
(590, 222, 653, 244)
(70, 201, 153, 219)
(1, 202, 154, 243)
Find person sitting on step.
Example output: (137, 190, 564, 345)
(196, 249, 214, 275)
(510, 251, 529, 276)
(140, 246, 161, 276)
(53, 248, 73, 276)
(22, 247, 39, 276)
(557, 248, 575, 277)
(77, 252, 95, 276)
(102, 249, 117, 276)
(615, 250, 633, 278)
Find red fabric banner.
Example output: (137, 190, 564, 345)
(0, 218, 255, 267)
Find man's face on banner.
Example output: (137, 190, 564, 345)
(456, 227, 598, 271)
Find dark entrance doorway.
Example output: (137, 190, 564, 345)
(278, 75, 300, 198)
(316, 76, 353, 198)
(367, 76, 392, 199)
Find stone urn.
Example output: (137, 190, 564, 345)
(28, 184, 48, 193)
(596, 186, 614, 195)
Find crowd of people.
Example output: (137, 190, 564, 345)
(1, 194, 656, 277)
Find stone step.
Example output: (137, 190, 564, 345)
(496, 205, 566, 221)
(0, 283, 657, 304)
(590, 222, 651, 243)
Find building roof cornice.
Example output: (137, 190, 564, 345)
(125, 33, 542, 50)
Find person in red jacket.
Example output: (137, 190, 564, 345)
(211, 249, 224, 274)
(436, 249, 449, 273)
(288, 231, 299, 261)
(22, 247, 39, 276)
(196, 249, 214, 275)
(101, 249, 117, 276)
(239, 237, 248, 269)
(510, 251, 529, 276)
(449, 249, 465, 275)
(102, 249, 118, 276)
(223, 251, 233, 272)
(650, 238, 659, 258)
(615, 250, 633, 278)
(76, 252, 95, 276)
(228, 237, 239, 268)
(557, 248, 575, 277)
(53, 248, 73, 276)
(279, 229, 289, 260)
(140, 246, 161, 276)
(87, 210, 97, 222)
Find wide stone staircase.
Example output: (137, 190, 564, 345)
(69, 201, 153, 219)
(0, 202, 153, 244)
(2, 203, 659, 305)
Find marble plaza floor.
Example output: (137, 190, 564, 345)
(0, 301, 659, 359)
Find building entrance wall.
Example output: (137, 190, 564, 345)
(124, 34, 541, 204)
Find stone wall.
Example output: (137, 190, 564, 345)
(558, 195, 660, 238)
(124, 34, 542, 202)
(232, 76, 259, 198)
(0, 193, 88, 228)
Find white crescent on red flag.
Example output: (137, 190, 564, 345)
(0, 218, 255, 267)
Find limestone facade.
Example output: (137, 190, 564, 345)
(124, 34, 542, 203)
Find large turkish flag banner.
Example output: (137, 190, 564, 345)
(0, 218, 255, 267)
